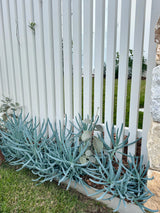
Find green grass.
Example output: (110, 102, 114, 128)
(83, 78, 146, 129)
(0, 163, 115, 213)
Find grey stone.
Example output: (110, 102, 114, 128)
(147, 121, 160, 170)
(155, 17, 160, 44)
(151, 65, 160, 122)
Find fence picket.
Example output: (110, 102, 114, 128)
(42, 0, 56, 124)
(94, 0, 105, 122)
(52, 0, 64, 125)
(116, 0, 131, 143)
(62, 0, 73, 123)
(72, 0, 82, 118)
(0, 1, 9, 97)
(8, 0, 24, 106)
(16, 0, 32, 115)
(24, 0, 39, 118)
(83, 0, 93, 119)
(128, 0, 146, 155)
(33, 0, 47, 122)
(1, 0, 16, 100)
(104, 0, 118, 144)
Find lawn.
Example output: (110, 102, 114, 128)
(0, 163, 115, 213)
(83, 78, 146, 129)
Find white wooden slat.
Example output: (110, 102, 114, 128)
(8, 0, 24, 106)
(62, 0, 73, 122)
(0, 1, 9, 97)
(83, 0, 93, 119)
(94, 0, 105, 122)
(128, 0, 146, 155)
(33, 0, 47, 122)
(104, 0, 118, 143)
(72, 0, 82, 118)
(1, 0, 16, 100)
(52, 0, 64, 125)
(25, 0, 39, 118)
(116, 0, 131, 140)
(42, 0, 56, 125)
(16, 0, 32, 115)
(141, 0, 160, 164)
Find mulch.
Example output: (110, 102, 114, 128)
(0, 150, 5, 165)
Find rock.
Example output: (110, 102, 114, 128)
(81, 130, 92, 142)
(145, 169, 160, 212)
(151, 66, 160, 122)
(147, 121, 160, 170)
(155, 17, 160, 44)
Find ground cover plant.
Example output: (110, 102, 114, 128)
(0, 96, 22, 164)
(0, 111, 158, 212)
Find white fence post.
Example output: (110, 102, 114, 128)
(128, 0, 146, 155)
(1, 0, 17, 101)
(0, 1, 9, 98)
(104, 0, 118, 145)
(8, 0, 24, 106)
(94, 0, 105, 122)
(25, 0, 39, 118)
(73, 0, 82, 119)
(62, 0, 73, 124)
(33, 0, 47, 122)
(83, 0, 93, 119)
(16, 0, 32, 115)
(116, 0, 131, 157)
(52, 0, 64, 127)
(42, 0, 56, 125)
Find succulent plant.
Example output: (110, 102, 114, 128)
(87, 152, 158, 212)
(0, 96, 21, 130)
(0, 111, 30, 162)
(33, 117, 91, 192)
(0, 111, 49, 172)
(0, 110, 157, 212)
(98, 123, 140, 158)
(122, 155, 157, 212)
(72, 114, 104, 165)
(87, 154, 129, 212)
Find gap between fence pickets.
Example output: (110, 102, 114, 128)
(58, 179, 142, 213)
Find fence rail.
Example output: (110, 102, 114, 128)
(0, 0, 160, 162)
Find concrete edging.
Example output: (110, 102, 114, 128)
(67, 181, 142, 213)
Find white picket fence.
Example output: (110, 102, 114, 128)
(0, 0, 160, 163)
